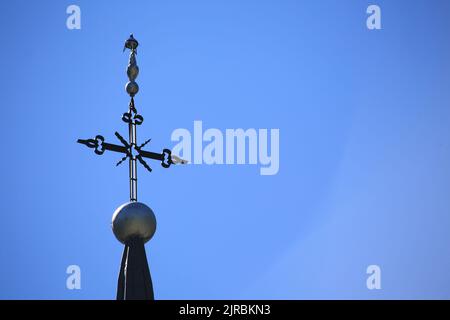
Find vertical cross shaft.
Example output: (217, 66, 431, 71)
(124, 34, 140, 202)
(129, 99, 138, 201)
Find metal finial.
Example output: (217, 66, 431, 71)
(125, 35, 139, 98)
(123, 34, 139, 52)
(78, 35, 186, 203)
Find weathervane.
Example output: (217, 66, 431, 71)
(77, 34, 186, 300)
(78, 34, 186, 202)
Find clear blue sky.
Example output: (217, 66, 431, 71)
(0, 0, 450, 299)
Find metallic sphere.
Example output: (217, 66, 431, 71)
(112, 202, 156, 244)
(125, 81, 139, 97)
(127, 65, 139, 81)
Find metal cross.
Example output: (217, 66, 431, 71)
(77, 34, 186, 202)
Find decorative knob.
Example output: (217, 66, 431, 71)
(123, 34, 139, 51)
(124, 34, 139, 97)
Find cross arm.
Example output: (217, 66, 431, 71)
(77, 134, 187, 170)
(77, 135, 129, 155)
(137, 148, 173, 168)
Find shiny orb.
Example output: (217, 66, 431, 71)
(127, 65, 139, 81)
(125, 81, 139, 97)
(112, 202, 156, 244)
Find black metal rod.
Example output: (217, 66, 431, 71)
(129, 98, 138, 202)
(138, 150, 164, 161)
(103, 143, 128, 154)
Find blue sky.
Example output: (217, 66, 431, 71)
(0, 0, 450, 299)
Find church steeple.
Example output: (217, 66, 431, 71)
(77, 34, 187, 300)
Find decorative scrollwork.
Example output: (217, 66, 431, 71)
(122, 111, 143, 125)
(77, 135, 105, 155)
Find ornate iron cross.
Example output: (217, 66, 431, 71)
(77, 34, 186, 202)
